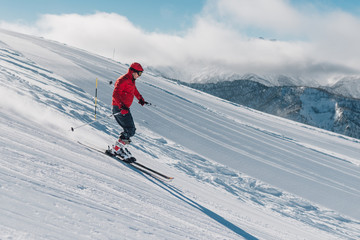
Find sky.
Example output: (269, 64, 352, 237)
(0, 0, 206, 33)
(1, 0, 360, 84)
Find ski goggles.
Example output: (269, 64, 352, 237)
(137, 71, 143, 76)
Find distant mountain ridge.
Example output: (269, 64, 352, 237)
(182, 79, 360, 140)
(323, 76, 360, 99)
(147, 66, 360, 99)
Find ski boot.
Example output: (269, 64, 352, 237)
(106, 138, 136, 163)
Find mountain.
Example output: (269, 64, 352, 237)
(147, 66, 320, 88)
(1, 29, 360, 239)
(326, 76, 360, 99)
(147, 66, 360, 99)
(183, 80, 360, 139)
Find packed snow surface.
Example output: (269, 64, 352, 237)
(1, 29, 360, 239)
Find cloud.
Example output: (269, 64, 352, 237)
(212, 0, 303, 35)
(1, 0, 360, 85)
(204, 0, 360, 72)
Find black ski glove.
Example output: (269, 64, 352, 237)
(139, 97, 149, 106)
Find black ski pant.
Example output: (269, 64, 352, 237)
(112, 105, 136, 140)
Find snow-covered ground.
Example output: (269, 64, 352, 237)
(1, 29, 360, 239)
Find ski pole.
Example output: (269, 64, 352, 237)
(94, 78, 98, 120)
(145, 102, 157, 108)
(70, 112, 120, 132)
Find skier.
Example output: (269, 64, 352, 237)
(109, 62, 148, 159)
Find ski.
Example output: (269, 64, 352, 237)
(132, 162, 174, 180)
(78, 141, 174, 181)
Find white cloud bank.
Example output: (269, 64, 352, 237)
(1, 0, 360, 85)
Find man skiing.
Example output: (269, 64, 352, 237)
(109, 62, 148, 159)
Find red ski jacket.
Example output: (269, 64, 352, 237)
(112, 69, 142, 109)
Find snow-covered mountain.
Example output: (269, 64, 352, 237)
(1, 29, 360, 239)
(184, 80, 360, 139)
(147, 65, 360, 99)
(147, 66, 320, 87)
(326, 76, 360, 99)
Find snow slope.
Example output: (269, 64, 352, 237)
(1, 29, 360, 239)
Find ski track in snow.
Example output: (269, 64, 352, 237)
(1, 29, 360, 239)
